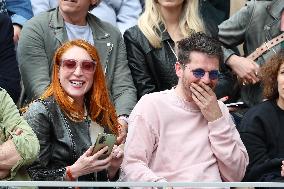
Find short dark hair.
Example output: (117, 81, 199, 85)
(177, 32, 223, 65)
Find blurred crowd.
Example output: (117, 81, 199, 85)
(0, 0, 284, 188)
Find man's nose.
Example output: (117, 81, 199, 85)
(201, 72, 211, 84)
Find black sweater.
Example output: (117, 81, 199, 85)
(240, 100, 284, 182)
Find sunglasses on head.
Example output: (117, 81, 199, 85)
(181, 63, 219, 80)
(60, 59, 96, 74)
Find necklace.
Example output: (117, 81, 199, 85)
(166, 41, 178, 60)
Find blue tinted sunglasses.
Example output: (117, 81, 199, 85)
(182, 64, 219, 80)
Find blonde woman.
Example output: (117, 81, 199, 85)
(124, 0, 233, 100)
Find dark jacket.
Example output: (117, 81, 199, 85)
(239, 100, 284, 182)
(218, 0, 284, 107)
(24, 97, 115, 188)
(0, 13, 21, 103)
(124, 1, 235, 100)
(219, 0, 283, 65)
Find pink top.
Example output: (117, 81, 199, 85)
(122, 89, 248, 182)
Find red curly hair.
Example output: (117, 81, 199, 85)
(41, 39, 119, 135)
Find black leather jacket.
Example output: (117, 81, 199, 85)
(24, 97, 115, 188)
(124, 0, 236, 100)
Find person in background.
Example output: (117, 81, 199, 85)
(0, 87, 39, 181)
(240, 50, 284, 183)
(139, 0, 230, 16)
(218, 0, 284, 107)
(18, 0, 137, 134)
(30, 0, 142, 34)
(0, 12, 21, 103)
(122, 33, 248, 183)
(124, 0, 236, 101)
(24, 40, 124, 184)
(4, 0, 33, 43)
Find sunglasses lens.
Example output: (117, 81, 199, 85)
(61, 59, 96, 73)
(209, 70, 219, 80)
(62, 59, 77, 71)
(82, 61, 95, 73)
(192, 69, 205, 78)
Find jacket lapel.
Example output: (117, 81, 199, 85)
(87, 14, 113, 76)
(49, 7, 68, 45)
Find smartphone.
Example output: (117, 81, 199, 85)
(91, 133, 116, 159)
(225, 102, 247, 108)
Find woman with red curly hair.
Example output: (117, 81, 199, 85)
(240, 50, 284, 183)
(23, 39, 123, 185)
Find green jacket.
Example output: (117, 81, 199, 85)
(18, 7, 137, 116)
(0, 88, 39, 181)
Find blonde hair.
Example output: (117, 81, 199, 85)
(42, 39, 119, 135)
(138, 0, 205, 48)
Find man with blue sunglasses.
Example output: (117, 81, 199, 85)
(122, 32, 248, 184)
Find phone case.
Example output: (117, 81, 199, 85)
(92, 133, 116, 159)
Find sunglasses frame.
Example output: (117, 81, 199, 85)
(60, 59, 97, 74)
(180, 63, 219, 80)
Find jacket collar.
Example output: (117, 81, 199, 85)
(267, 0, 284, 20)
(48, 7, 110, 44)
(160, 24, 172, 42)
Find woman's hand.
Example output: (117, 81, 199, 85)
(68, 146, 112, 180)
(107, 144, 124, 179)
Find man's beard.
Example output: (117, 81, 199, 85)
(181, 76, 193, 101)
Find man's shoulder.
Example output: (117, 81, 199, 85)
(138, 90, 172, 104)
(87, 13, 121, 38)
(23, 9, 53, 27)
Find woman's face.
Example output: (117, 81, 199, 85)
(59, 46, 95, 105)
(156, 0, 185, 9)
(277, 63, 284, 106)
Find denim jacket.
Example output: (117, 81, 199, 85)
(6, 0, 33, 26)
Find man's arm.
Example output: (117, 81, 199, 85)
(6, 0, 33, 43)
(0, 89, 39, 180)
(0, 140, 21, 170)
(218, 1, 259, 83)
(17, 17, 51, 103)
(122, 99, 166, 182)
(190, 83, 248, 181)
(111, 36, 137, 116)
(208, 102, 249, 181)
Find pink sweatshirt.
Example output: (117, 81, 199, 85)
(122, 89, 248, 182)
